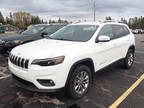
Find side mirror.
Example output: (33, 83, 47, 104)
(97, 35, 110, 42)
(41, 32, 48, 37)
(19, 30, 24, 34)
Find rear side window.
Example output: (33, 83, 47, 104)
(98, 25, 115, 39)
(112, 25, 125, 38)
(122, 26, 130, 36)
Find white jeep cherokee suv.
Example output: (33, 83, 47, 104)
(9, 22, 135, 98)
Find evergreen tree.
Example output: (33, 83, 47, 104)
(6, 12, 13, 25)
(49, 19, 52, 24)
(105, 16, 112, 20)
(120, 18, 127, 24)
(52, 20, 56, 23)
(31, 16, 41, 24)
(0, 11, 5, 24)
(58, 18, 62, 23)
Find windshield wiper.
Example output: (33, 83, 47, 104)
(54, 38, 73, 41)
(46, 36, 54, 39)
(47, 36, 73, 41)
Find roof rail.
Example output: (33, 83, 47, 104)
(103, 20, 117, 23)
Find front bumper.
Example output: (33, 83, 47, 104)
(12, 74, 65, 93)
(8, 60, 70, 90)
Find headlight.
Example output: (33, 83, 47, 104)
(13, 40, 22, 44)
(31, 56, 65, 66)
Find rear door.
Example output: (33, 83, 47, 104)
(111, 25, 131, 60)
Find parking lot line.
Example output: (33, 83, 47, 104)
(109, 73, 144, 108)
(0, 75, 11, 80)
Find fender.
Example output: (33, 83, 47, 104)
(128, 45, 135, 53)
(65, 58, 95, 87)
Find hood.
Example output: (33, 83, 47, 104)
(11, 39, 84, 60)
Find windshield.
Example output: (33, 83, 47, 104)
(22, 26, 45, 35)
(49, 25, 99, 42)
(42, 25, 64, 35)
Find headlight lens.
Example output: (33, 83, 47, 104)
(13, 40, 22, 44)
(31, 56, 65, 66)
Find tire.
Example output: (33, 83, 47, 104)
(67, 65, 92, 99)
(123, 49, 134, 69)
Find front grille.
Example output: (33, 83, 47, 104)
(9, 53, 29, 69)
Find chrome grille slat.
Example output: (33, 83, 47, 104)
(21, 58, 25, 68)
(15, 56, 18, 65)
(9, 54, 29, 69)
(25, 59, 29, 68)
(23, 59, 26, 68)
(14, 56, 16, 64)
(18, 57, 21, 66)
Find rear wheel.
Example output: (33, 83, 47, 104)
(123, 49, 134, 69)
(67, 65, 92, 99)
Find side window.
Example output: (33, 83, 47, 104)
(43, 26, 59, 35)
(122, 26, 130, 36)
(112, 25, 124, 38)
(98, 25, 114, 39)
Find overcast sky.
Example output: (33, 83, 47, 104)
(0, 0, 144, 22)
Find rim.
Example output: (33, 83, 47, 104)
(74, 71, 89, 95)
(128, 53, 134, 66)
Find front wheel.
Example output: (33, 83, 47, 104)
(123, 49, 134, 69)
(67, 65, 92, 99)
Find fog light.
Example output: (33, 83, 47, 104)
(37, 79, 55, 86)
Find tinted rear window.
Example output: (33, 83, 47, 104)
(122, 26, 130, 36)
(112, 25, 125, 38)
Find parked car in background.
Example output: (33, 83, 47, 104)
(0, 24, 66, 53)
(132, 29, 144, 34)
(9, 22, 135, 98)
(142, 30, 144, 34)
(137, 29, 143, 34)
(0, 26, 5, 33)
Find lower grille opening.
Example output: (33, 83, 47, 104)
(12, 74, 37, 88)
(37, 79, 55, 86)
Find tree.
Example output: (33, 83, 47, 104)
(44, 21, 48, 24)
(5, 13, 13, 25)
(12, 12, 32, 29)
(31, 16, 41, 24)
(52, 20, 56, 23)
(41, 19, 44, 24)
(9, 12, 13, 25)
(105, 16, 112, 20)
(141, 17, 144, 29)
(63, 20, 68, 24)
(0, 11, 5, 24)
(0, 11, 70, 29)
(120, 18, 127, 24)
(127, 16, 144, 29)
(6, 17, 9, 24)
(58, 18, 62, 23)
(49, 19, 52, 24)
